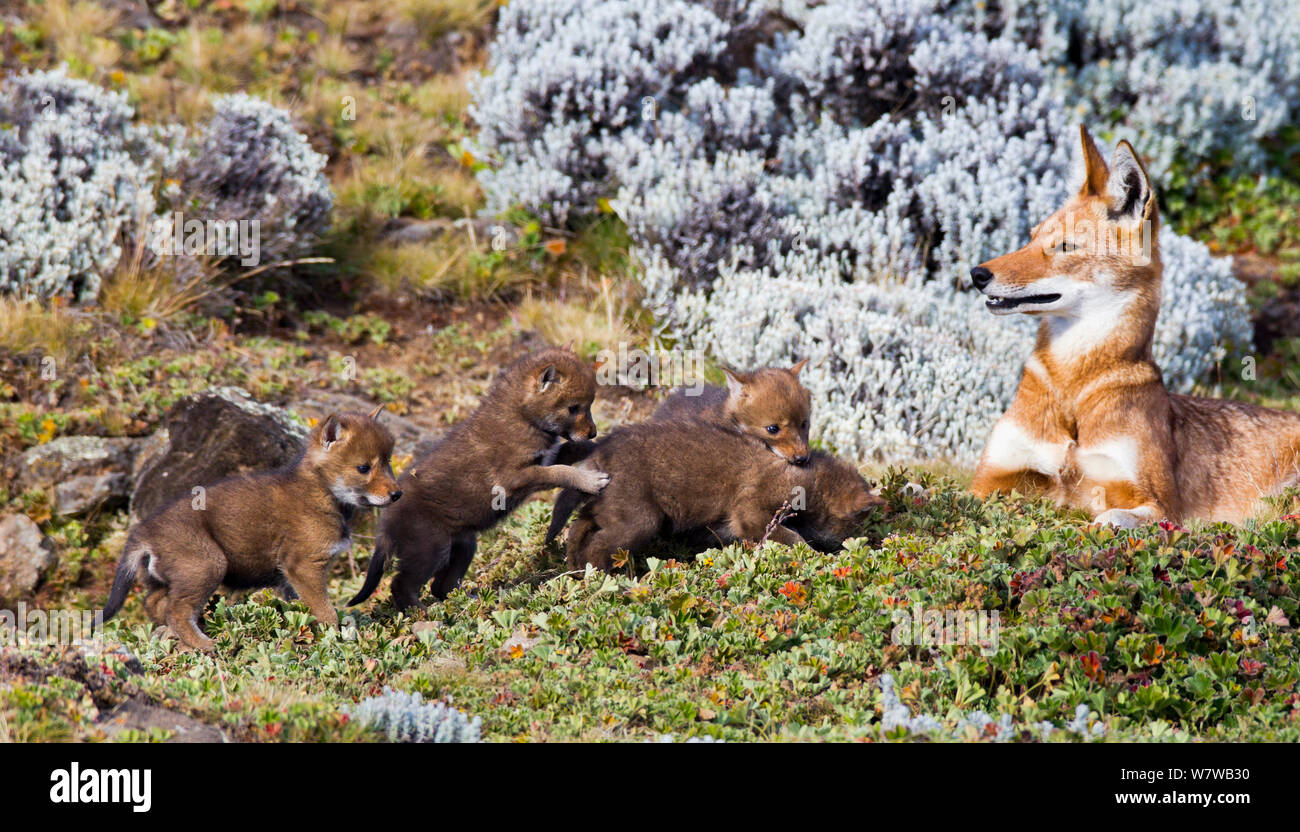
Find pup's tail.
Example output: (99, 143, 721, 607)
(103, 539, 148, 622)
(545, 488, 587, 545)
(348, 542, 388, 607)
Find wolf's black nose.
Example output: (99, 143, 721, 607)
(970, 266, 993, 290)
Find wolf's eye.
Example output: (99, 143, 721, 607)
(766, 425, 780, 435)
(357, 464, 371, 474)
(568, 404, 582, 415)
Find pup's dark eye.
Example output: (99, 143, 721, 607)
(568, 404, 582, 415)
(802, 420, 809, 430)
(766, 425, 780, 435)
(357, 464, 371, 474)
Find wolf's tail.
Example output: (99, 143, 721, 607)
(103, 539, 148, 621)
(348, 542, 388, 606)
(545, 488, 587, 545)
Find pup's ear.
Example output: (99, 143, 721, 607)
(1074, 124, 1109, 198)
(319, 414, 344, 448)
(1106, 140, 1154, 223)
(789, 357, 809, 377)
(536, 364, 557, 393)
(719, 365, 747, 399)
(367, 404, 384, 421)
(560, 340, 575, 352)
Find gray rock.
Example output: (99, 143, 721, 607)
(0, 513, 56, 603)
(130, 388, 308, 523)
(54, 473, 131, 516)
(13, 436, 141, 499)
(97, 696, 229, 743)
(381, 217, 519, 248)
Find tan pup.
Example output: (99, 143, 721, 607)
(546, 420, 882, 570)
(970, 124, 1300, 526)
(348, 347, 607, 611)
(103, 407, 401, 651)
(653, 360, 812, 464)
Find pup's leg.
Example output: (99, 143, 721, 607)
(163, 541, 226, 652)
(389, 530, 452, 612)
(283, 551, 338, 628)
(430, 533, 477, 601)
(565, 513, 596, 570)
(729, 506, 807, 548)
(577, 511, 659, 572)
(143, 585, 169, 627)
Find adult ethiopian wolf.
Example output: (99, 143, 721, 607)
(968, 125, 1300, 527)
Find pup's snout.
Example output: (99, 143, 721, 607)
(792, 454, 810, 466)
(389, 489, 403, 503)
(970, 266, 993, 291)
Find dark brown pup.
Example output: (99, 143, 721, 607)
(103, 408, 400, 651)
(653, 360, 812, 463)
(349, 347, 607, 611)
(547, 419, 882, 571)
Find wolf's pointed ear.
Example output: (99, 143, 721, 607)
(1107, 140, 1154, 223)
(367, 404, 384, 421)
(789, 358, 809, 377)
(719, 365, 747, 399)
(537, 364, 557, 393)
(1077, 124, 1109, 197)
(319, 414, 343, 448)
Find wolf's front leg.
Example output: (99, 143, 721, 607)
(507, 463, 609, 495)
(971, 417, 1068, 499)
(1070, 441, 1176, 528)
(283, 553, 338, 628)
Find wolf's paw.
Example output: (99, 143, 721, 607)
(575, 468, 610, 494)
(1095, 507, 1156, 529)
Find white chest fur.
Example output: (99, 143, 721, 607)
(983, 420, 1069, 476)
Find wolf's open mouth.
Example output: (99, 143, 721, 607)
(985, 293, 1062, 311)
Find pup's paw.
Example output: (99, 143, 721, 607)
(575, 468, 610, 494)
(178, 635, 216, 653)
(1095, 507, 1156, 529)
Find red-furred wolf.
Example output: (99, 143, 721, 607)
(969, 125, 1300, 527)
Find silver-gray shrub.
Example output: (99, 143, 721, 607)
(347, 688, 482, 743)
(943, 0, 1300, 183)
(186, 93, 333, 264)
(878, 673, 1103, 741)
(0, 69, 332, 302)
(471, 0, 1254, 464)
(0, 66, 180, 301)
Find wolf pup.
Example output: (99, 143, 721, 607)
(102, 407, 401, 651)
(348, 346, 608, 611)
(653, 360, 812, 463)
(547, 420, 881, 570)
(970, 124, 1300, 526)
